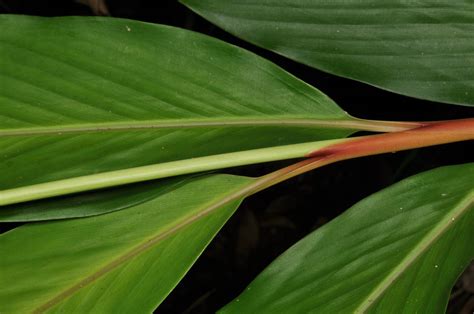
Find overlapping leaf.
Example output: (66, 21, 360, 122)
(222, 163, 474, 313)
(0, 15, 357, 192)
(182, 0, 474, 106)
(0, 174, 253, 313)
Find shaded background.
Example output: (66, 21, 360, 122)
(1, 0, 473, 313)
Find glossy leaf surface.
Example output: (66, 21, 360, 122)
(0, 174, 253, 313)
(0, 15, 355, 191)
(222, 163, 474, 313)
(182, 0, 474, 106)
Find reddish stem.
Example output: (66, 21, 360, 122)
(254, 118, 474, 192)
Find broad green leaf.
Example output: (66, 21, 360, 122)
(182, 0, 474, 106)
(221, 163, 474, 313)
(0, 15, 362, 192)
(0, 174, 254, 313)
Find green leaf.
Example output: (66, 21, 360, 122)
(0, 174, 254, 313)
(221, 163, 474, 313)
(182, 0, 474, 106)
(0, 14, 364, 192)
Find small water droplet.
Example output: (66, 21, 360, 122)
(434, 264, 438, 268)
(441, 193, 447, 197)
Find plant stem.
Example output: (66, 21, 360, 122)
(0, 139, 346, 206)
(252, 118, 474, 193)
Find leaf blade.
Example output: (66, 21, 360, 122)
(220, 163, 474, 313)
(0, 174, 253, 313)
(0, 15, 357, 191)
(182, 0, 474, 106)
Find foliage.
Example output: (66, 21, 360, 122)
(0, 2, 473, 313)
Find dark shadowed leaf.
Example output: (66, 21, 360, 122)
(0, 176, 191, 221)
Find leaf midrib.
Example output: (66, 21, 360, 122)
(355, 189, 474, 313)
(0, 117, 395, 137)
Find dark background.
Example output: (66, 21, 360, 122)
(1, 1, 473, 313)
